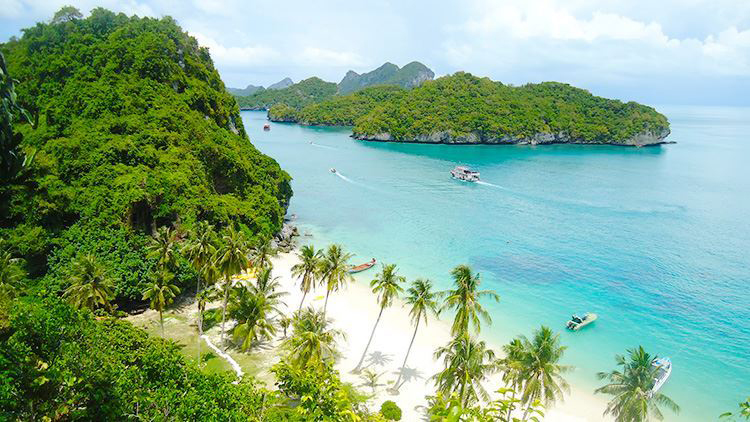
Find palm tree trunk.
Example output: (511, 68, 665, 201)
(507, 383, 517, 421)
(393, 317, 420, 391)
(298, 289, 308, 311)
(323, 288, 331, 316)
(521, 392, 535, 422)
(196, 275, 202, 364)
(160, 310, 164, 338)
(220, 275, 230, 348)
(354, 305, 385, 373)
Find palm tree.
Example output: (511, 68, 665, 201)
(497, 337, 526, 420)
(290, 245, 322, 310)
(184, 221, 216, 294)
(141, 268, 180, 337)
(392, 278, 438, 391)
(353, 263, 405, 373)
(318, 244, 353, 315)
(432, 335, 497, 407)
(195, 287, 215, 364)
(252, 237, 276, 270)
(250, 266, 288, 306)
(440, 264, 500, 337)
(146, 226, 179, 269)
(63, 254, 115, 312)
(216, 225, 251, 347)
(596, 346, 680, 422)
(282, 307, 344, 367)
(360, 369, 385, 395)
(229, 267, 286, 352)
(279, 315, 292, 338)
(0, 251, 25, 298)
(517, 326, 571, 420)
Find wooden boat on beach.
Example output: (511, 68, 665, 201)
(349, 258, 376, 274)
(566, 312, 597, 331)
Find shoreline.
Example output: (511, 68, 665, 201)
(270, 250, 613, 421)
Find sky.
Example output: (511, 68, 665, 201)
(1, 0, 749, 106)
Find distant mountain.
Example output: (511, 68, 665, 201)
(227, 84, 264, 96)
(236, 77, 337, 110)
(337, 61, 434, 94)
(268, 77, 294, 90)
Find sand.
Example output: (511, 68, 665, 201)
(269, 251, 613, 421)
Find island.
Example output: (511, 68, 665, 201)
(268, 72, 671, 146)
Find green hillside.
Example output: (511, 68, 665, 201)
(337, 61, 434, 94)
(0, 8, 291, 300)
(235, 77, 336, 110)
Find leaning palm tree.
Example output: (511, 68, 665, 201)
(252, 237, 276, 271)
(0, 251, 25, 298)
(229, 287, 277, 351)
(318, 244, 353, 315)
(353, 263, 405, 373)
(216, 225, 251, 346)
(432, 335, 497, 407)
(517, 326, 571, 420)
(440, 264, 500, 337)
(290, 245, 322, 310)
(63, 254, 115, 312)
(282, 307, 344, 367)
(146, 226, 179, 269)
(141, 268, 180, 337)
(596, 346, 680, 422)
(392, 278, 438, 391)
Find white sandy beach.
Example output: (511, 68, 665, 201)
(269, 251, 613, 422)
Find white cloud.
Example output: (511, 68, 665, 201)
(192, 32, 279, 67)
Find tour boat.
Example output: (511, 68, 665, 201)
(566, 312, 598, 331)
(263, 123, 271, 130)
(349, 258, 376, 274)
(451, 166, 480, 182)
(650, 357, 672, 396)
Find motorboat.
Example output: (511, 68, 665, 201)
(650, 357, 672, 396)
(566, 312, 597, 331)
(330, 168, 336, 173)
(451, 166, 480, 182)
(263, 123, 271, 130)
(349, 258, 376, 274)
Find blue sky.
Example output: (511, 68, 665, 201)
(2, 0, 749, 106)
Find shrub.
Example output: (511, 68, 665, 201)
(380, 400, 402, 421)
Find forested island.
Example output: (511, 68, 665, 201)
(268, 72, 671, 146)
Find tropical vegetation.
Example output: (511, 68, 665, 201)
(236, 77, 337, 110)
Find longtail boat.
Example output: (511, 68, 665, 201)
(349, 258, 376, 274)
(566, 312, 597, 331)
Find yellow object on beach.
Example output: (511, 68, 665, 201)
(313, 295, 325, 301)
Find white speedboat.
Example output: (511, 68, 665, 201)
(330, 168, 336, 174)
(451, 166, 480, 182)
(566, 312, 597, 331)
(650, 357, 672, 396)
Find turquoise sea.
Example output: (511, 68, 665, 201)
(242, 106, 749, 421)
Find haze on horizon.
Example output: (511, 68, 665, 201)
(2, 0, 749, 106)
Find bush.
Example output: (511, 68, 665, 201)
(380, 400, 402, 421)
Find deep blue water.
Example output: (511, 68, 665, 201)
(242, 106, 750, 421)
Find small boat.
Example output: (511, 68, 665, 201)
(263, 123, 271, 130)
(349, 258, 376, 274)
(650, 357, 672, 396)
(330, 168, 336, 173)
(566, 312, 597, 331)
(451, 166, 480, 182)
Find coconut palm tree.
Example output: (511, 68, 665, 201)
(184, 221, 217, 294)
(517, 326, 571, 420)
(250, 266, 288, 306)
(279, 315, 292, 338)
(229, 286, 276, 351)
(282, 307, 344, 367)
(392, 278, 438, 391)
(252, 237, 276, 270)
(440, 264, 500, 337)
(497, 337, 526, 420)
(432, 335, 497, 407)
(0, 251, 25, 298)
(290, 244, 322, 310)
(63, 254, 115, 312)
(353, 263, 405, 373)
(596, 346, 680, 422)
(195, 287, 215, 364)
(318, 244, 353, 316)
(216, 225, 251, 346)
(141, 268, 180, 337)
(146, 226, 179, 269)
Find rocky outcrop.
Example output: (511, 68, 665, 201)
(352, 127, 672, 147)
(337, 61, 434, 94)
(268, 77, 293, 90)
(272, 222, 299, 252)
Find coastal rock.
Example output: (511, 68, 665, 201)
(274, 222, 299, 252)
(353, 127, 672, 147)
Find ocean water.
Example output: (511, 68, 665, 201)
(242, 106, 750, 421)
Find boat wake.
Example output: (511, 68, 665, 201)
(310, 142, 337, 150)
(476, 181, 508, 190)
(334, 170, 356, 184)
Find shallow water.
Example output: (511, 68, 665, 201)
(242, 106, 750, 421)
